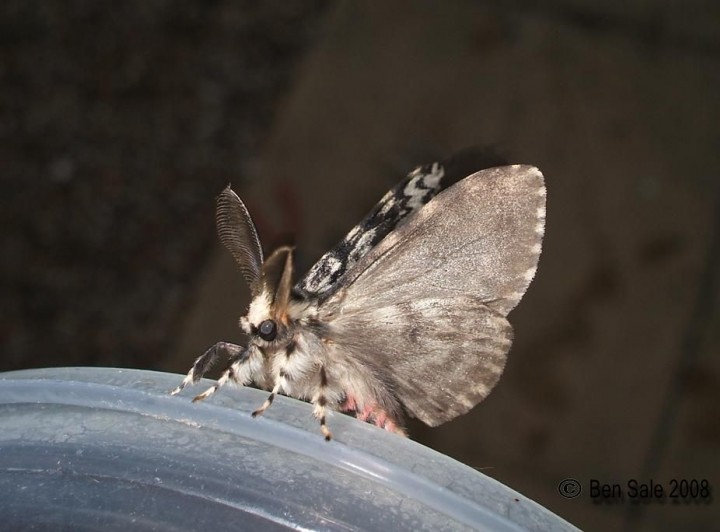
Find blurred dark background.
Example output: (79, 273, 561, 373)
(2, 1, 719, 530)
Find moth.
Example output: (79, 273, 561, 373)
(172, 159, 546, 440)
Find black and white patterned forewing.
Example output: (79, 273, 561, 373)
(295, 163, 446, 301)
(318, 165, 546, 426)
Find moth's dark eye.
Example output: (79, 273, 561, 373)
(258, 319, 277, 341)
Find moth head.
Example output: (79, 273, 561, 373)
(241, 246, 295, 345)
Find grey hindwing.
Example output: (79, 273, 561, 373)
(319, 165, 546, 425)
(326, 296, 513, 426)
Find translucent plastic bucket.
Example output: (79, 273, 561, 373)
(0, 367, 577, 531)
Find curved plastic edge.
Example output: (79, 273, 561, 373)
(0, 367, 578, 532)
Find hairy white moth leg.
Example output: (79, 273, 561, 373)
(252, 380, 283, 418)
(192, 346, 252, 402)
(250, 338, 296, 418)
(171, 342, 246, 396)
(311, 366, 333, 441)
